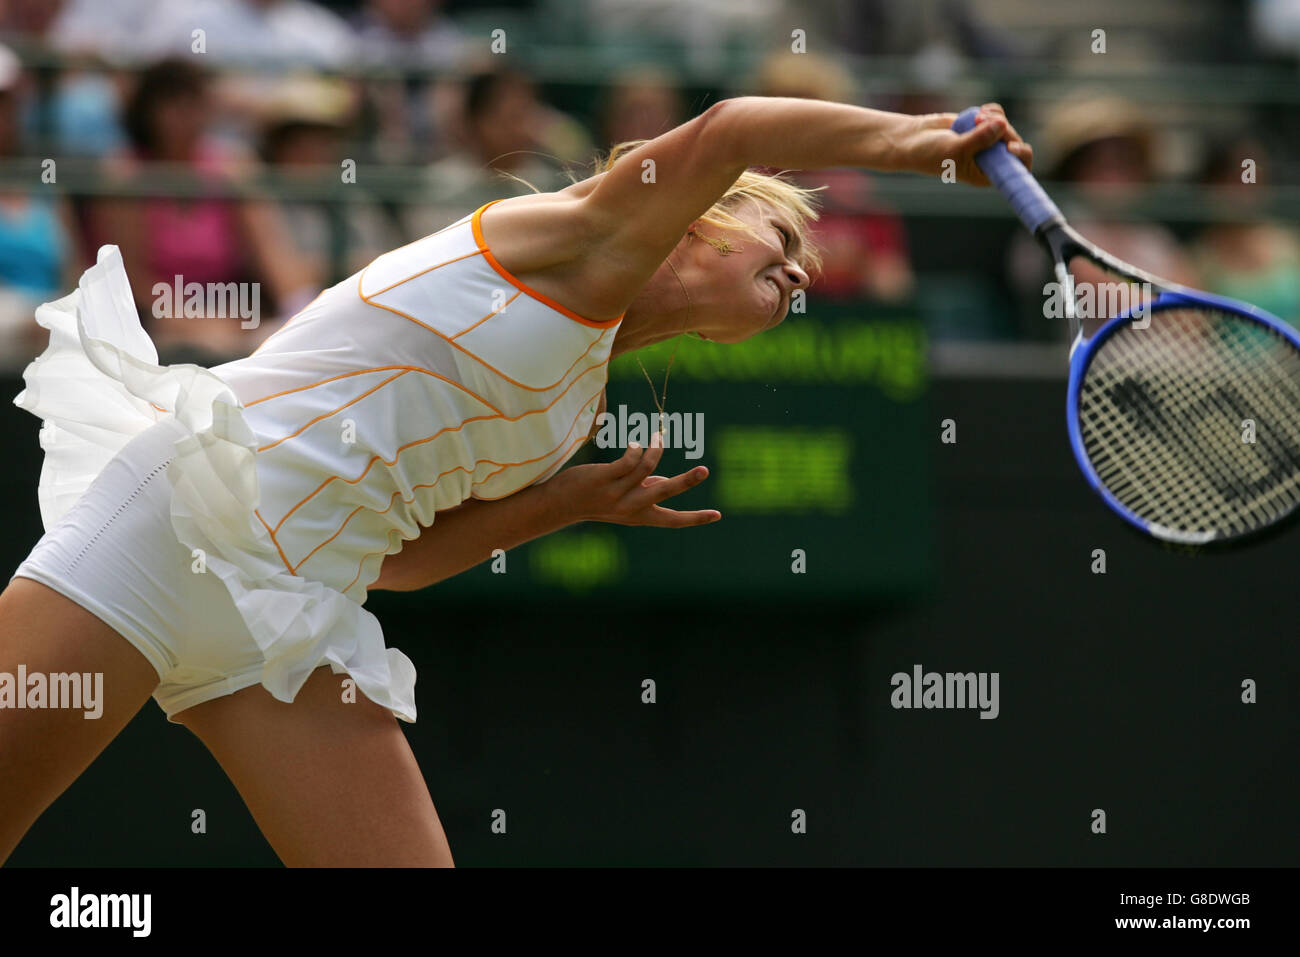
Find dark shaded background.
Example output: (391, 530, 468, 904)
(7, 371, 1295, 866)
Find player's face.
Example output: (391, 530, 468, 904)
(683, 202, 810, 344)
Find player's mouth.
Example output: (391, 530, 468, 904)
(764, 276, 783, 318)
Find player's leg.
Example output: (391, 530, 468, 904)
(0, 577, 161, 863)
(173, 664, 454, 867)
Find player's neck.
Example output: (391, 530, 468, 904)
(609, 272, 693, 361)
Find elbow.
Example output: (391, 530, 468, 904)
(700, 97, 756, 170)
(700, 97, 740, 166)
(707, 95, 754, 118)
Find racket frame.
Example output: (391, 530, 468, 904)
(1039, 222, 1187, 346)
(950, 105, 1300, 547)
(1064, 287, 1300, 547)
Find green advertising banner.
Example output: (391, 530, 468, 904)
(431, 301, 934, 602)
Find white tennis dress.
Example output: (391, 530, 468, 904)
(11, 200, 622, 723)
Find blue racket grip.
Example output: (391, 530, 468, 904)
(951, 106, 1063, 235)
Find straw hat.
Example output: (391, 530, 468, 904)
(755, 51, 855, 102)
(1036, 95, 1155, 180)
(256, 74, 356, 129)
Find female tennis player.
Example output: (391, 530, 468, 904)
(0, 98, 1029, 866)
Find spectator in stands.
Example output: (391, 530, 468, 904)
(351, 0, 467, 163)
(401, 64, 591, 238)
(354, 0, 464, 66)
(1190, 136, 1300, 327)
(754, 51, 915, 301)
(2, 0, 128, 159)
(598, 65, 686, 145)
(134, 0, 357, 70)
(22, 68, 125, 159)
(1008, 96, 1198, 339)
(91, 58, 317, 361)
(0, 42, 82, 361)
(784, 0, 1019, 62)
(581, 0, 783, 72)
(45, 0, 158, 62)
(257, 74, 401, 284)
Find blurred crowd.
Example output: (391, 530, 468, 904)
(0, 0, 1296, 364)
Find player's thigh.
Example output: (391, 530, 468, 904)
(0, 577, 160, 861)
(174, 664, 453, 867)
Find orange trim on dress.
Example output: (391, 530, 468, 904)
(364, 248, 481, 300)
(470, 434, 592, 502)
(450, 290, 522, 341)
(358, 268, 612, 394)
(470, 406, 598, 500)
(256, 370, 409, 453)
(332, 384, 605, 593)
(254, 201, 619, 583)
(471, 200, 625, 330)
(293, 503, 369, 572)
(245, 365, 505, 417)
(255, 510, 298, 576)
(269, 362, 608, 534)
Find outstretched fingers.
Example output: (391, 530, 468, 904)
(608, 433, 667, 488)
(638, 465, 707, 501)
(594, 436, 721, 527)
(644, 504, 722, 527)
(632, 466, 721, 527)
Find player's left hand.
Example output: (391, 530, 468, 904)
(545, 431, 722, 528)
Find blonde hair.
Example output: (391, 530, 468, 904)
(589, 140, 825, 279)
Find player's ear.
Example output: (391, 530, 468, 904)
(677, 220, 702, 252)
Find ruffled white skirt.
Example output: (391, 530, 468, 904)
(12, 246, 417, 722)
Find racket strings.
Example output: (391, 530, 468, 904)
(1091, 320, 1290, 532)
(1078, 306, 1300, 539)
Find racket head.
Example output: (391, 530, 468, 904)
(1066, 290, 1300, 548)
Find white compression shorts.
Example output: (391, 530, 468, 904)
(12, 416, 276, 723)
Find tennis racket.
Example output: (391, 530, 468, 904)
(952, 105, 1300, 547)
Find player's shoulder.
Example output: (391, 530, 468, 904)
(468, 180, 642, 323)
(477, 192, 594, 266)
